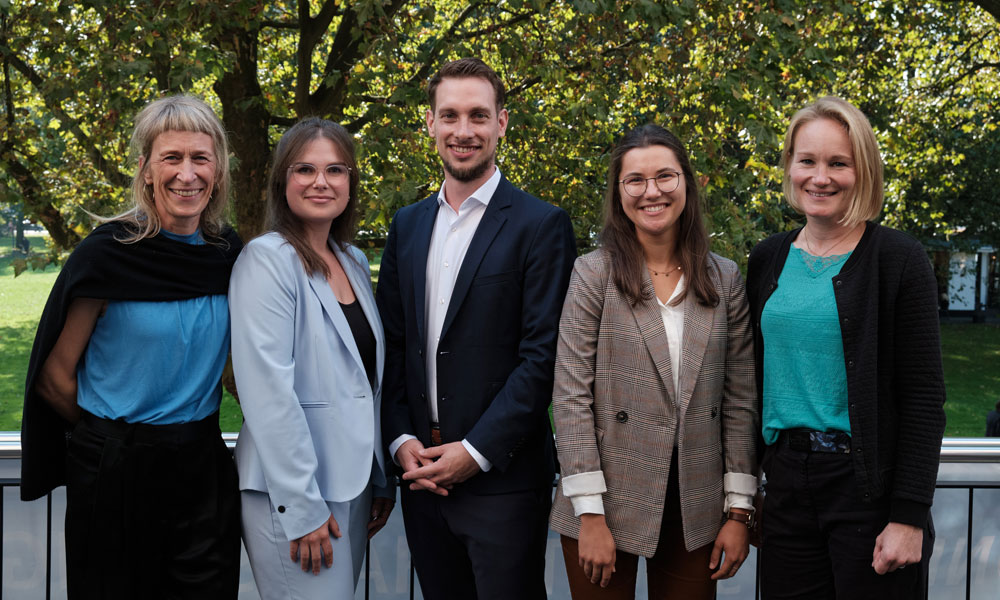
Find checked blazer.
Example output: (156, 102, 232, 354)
(549, 248, 758, 556)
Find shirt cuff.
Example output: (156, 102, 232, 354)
(570, 494, 605, 517)
(461, 439, 492, 472)
(560, 471, 608, 496)
(388, 434, 416, 466)
(723, 472, 758, 512)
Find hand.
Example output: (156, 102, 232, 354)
(367, 496, 395, 540)
(710, 515, 750, 580)
(394, 439, 442, 494)
(872, 522, 923, 574)
(289, 514, 341, 575)
(578, 514, 616, 587)
(400, 442, 481, 494)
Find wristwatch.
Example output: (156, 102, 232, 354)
(726, 510, 754, 528)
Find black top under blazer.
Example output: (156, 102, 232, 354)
(747, 222, 946, 528)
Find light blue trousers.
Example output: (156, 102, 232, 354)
(241, 486, 372, 600)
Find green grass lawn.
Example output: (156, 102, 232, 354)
(940, 322, 1000, 437)
(0, 234, 60, 430)
(2, 234, 998, 437)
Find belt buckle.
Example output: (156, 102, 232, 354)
(429, 424, 443, 447)
(809, 431, 850, 454)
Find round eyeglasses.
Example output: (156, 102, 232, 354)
(288, 163, 352, 186)
(619, 171, 683, 198)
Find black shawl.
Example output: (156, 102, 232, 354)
(21, 222, 243, 500)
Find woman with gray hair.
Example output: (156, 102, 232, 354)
(22, 94, 243, 599)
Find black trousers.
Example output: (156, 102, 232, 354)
(400, 483, 552, 600)
(64, 411, 241, 600)
(759, 440, 932, 600)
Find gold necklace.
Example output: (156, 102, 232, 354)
(648, 264, 682, 277)
(802, 224, 859, 257)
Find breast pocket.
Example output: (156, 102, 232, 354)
(471, 270, 518, 288)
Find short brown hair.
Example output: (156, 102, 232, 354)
(780, 96, 883, 227)
(427, 58, 505, 112)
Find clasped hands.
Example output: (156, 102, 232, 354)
(395, 438, 480, 496)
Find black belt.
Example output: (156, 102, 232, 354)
(80, 410, 221, 445)
(779, 429, 851, 454)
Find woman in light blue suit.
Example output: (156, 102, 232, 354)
(230, 118, 393, 599)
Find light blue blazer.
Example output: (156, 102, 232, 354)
(229, 232, 388, 541)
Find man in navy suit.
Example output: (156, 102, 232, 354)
(376, 57, 576, 599)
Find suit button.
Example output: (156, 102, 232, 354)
(418, 349, 423, 356)
(616, 411, 628, 423)
(277, 505, 286, 513)
(508, 451, 515, 458)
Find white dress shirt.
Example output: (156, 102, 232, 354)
(388, 168, 502, 471)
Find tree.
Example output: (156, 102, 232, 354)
(1, 0, 997, 270)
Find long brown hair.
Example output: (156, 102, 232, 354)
(600, 124, 719, 307)
(266, 118, 360, 277)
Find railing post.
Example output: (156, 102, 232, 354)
(966, 488, 973, 600)
(46, 492, 52, 600)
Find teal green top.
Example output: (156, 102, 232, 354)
(761, 247, 852, 445)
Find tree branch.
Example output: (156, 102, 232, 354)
(940, 0, 1000, 23)
(507, 39, 639, 100)
(269, 114, 298, 127)
(455, 10, 535, 40)
(313, 0, 411, 116)
(0, 141, 82, 250)
(0, 43, 129, 187)
(261, 19, 300, 29)
(921, 60, 1000, 93)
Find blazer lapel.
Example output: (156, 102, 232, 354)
(439, 181, 510, 339)
(334, 243, 384, 394)
(677, 287, 713, 415)
(630, 272, 677, 408)
(307, 262, 366, 377)
(410, 196, 438, 347)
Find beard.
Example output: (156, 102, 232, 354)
(441, 149, 495, 183)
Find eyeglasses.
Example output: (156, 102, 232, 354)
(288, 163, 352, 186)
(619, 171, 683, 198)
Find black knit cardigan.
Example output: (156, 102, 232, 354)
(746, 222, 946, 528)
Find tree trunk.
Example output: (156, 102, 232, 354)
(213, 26, 271, 240)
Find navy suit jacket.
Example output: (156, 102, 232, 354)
(377, 175, 576, 494)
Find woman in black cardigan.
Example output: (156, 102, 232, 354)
(747, 96, 946, 599)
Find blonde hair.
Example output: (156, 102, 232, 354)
(105, 95, 230, 242)
(780, 96, 883, 227)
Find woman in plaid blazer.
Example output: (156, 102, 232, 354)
(550, 124, 759, 599)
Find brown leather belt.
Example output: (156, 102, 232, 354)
(429, 422, 442, 446)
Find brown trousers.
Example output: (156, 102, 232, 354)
(560, 461, 717, 600)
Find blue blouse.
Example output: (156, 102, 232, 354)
(76, 230, 230, 424)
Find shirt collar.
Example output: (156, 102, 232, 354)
(436, 167, 502, 210)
